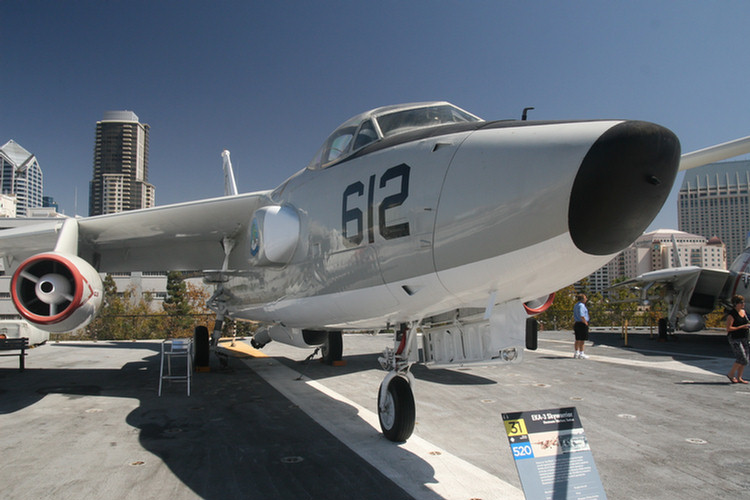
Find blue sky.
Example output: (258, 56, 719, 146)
(3, 1, 749, 230)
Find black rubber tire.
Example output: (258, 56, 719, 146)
(194, 325, 210, 368)
(378, 376, 416, 442)
(321, 331, 343, 364)
(525, 317, 538, 350)
(658, 318, 668, 341)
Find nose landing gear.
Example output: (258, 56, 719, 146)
(377, 323, 418, 442)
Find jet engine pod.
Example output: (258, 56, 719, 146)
(248, 205, 300, 266)
(11, 252, 103, 332)
(679, 313, 705, 332)
(523, 293, 556, 315)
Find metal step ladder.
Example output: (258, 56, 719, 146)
(158, 339, 193, 396)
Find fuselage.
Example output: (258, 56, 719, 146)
(726, 245, 750, 302)
(221, 104, 680, 329)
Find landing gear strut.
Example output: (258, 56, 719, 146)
(377, 323, 418, 442)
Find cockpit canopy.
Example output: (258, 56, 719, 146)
(307, 102, 482, 170)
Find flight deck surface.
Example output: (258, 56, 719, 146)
(1, 330, 748, 499)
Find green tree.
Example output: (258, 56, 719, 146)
(600, 279, 640, 327)
(163, 271, 193, 337)
(538, 284, 577, 330)
(85, 274, 124, 340)
(706, 306, 729, 329)
(82, 275, 165, 340)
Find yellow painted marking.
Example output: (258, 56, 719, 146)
(504, 419, 528, 437)
(216, 338, 268, 358)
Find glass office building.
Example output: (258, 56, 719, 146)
(0, 140, 43, 217)
(89, 111, 155, 216)
(679, 160, 750, 264)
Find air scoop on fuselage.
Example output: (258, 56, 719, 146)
(568, 120, 680, 256)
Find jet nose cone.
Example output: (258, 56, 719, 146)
(569, 121, 680, 255)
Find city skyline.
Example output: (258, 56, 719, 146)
(3, 2, 750, 225)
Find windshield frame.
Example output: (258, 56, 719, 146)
(307, 102, 482, 170)
(375, 104, 480, 139)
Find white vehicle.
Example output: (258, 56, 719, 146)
(0, 102, 748, 441)
(0, 320, 50, 346)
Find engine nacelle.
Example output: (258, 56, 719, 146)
(11, 252, 103, 333)
(679, 313, 705, 333)
(248, 205, 300, 266)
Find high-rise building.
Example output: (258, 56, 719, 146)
(42, 196, 59, 211)
(678, 159, 750, 263)
(0, 140, 43, 217)
(89, 111, 155, 216)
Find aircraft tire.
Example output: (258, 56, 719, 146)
(378, 376, 415, 442)
(658, 318, 668, 341)
(321, 331, 343, 364)
(525, 317, 538, 350)
(194, 325, 210, 367)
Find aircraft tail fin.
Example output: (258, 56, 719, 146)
(221, 150, 239, 196)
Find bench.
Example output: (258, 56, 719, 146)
(0, 337, 29, 371)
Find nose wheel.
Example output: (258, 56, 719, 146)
(378, 373, 415, 442)
(377, 322, 419, 442)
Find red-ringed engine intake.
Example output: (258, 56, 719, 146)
(11, 252, 103, 332)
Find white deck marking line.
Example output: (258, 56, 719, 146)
(245, 357, 524, 500)
(533, 347, 728, 377)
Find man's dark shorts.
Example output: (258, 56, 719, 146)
(574, 322, 589, 341)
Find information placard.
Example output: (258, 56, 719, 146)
(502, 407, 607, 499)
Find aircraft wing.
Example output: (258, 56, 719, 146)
(612, 266, 729, 289)
(0, 220, 68, 267)
(615, 266, 731, 313)
(616, 266, 710, 290)
(680, 135, 750, 171)
(0, 191, 271, 273)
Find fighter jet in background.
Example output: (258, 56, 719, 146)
(614, 234, 750, 336)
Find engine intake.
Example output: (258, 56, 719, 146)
(523, 293, 556, 315)
(11, 252, 103, 332)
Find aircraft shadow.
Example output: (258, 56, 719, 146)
(0, 342, 440, 500)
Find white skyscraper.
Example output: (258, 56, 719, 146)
(0, 140, 43, 217)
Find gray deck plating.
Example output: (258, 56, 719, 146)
(1, 330, 748, 499)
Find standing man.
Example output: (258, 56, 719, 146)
(573, 293, 590, 359)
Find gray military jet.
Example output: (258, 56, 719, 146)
(2, 102, 748, 441)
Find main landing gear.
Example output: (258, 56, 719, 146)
(321, 331, 343, 365)
(377, 323, 418, 442)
